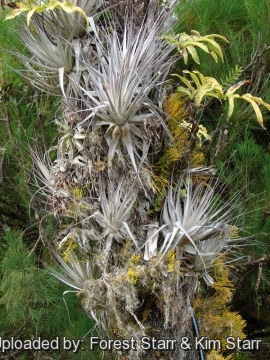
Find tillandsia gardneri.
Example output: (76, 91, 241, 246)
(4, 1, 261, 359)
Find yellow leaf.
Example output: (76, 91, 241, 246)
(226, 94, 241, 120)
(167, 31, 227, 64)
(189, 41, 209, 53)
(241, 94, 266, 129)
(226, 95, 235, 120)
(5, 8, 23, 20)
(181, 48, 188, 64)
(172, 73, 195, 92)
(244, 93, 270, 111)
(5, 0, 89, 27)
(195, 84, 215, 107)
(204, 38, 224, 62)
(176, 86, 192, 98)
(209, 50, 218, 63)
(59, 1, 89, 26)
(26, 8, 36, 25)
(205, 33, 229, 43)
(5, 3, 30, 20)
(225, 80, 250, 96)
(196, 124, 212, 145)
(26, 6, 45, 25)
(179, 120, 211, 145)
(176, 71, 225, 106)
(191, 30, 200, 37)
(189, 71, 202, 88)
(193, 71, 207, 87)
(186, 45, 200, 64)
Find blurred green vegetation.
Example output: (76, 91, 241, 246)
(174, 0, 270, 358)
(0, 11, 99, 360)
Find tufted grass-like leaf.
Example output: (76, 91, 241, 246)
(151, 171, 245, 284)
(79, 13, 177, 171)
(5, 0, 99, 93)
(90, 178, 139, 252)
(48, 251, 94, 291)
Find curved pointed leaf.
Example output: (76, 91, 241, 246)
(241, 94, 266, 129)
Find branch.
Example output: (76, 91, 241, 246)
(241, 255, 269, 267)
(255, 262, 263, 293)
(236, 256, 269, 291)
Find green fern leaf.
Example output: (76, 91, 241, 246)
(220, 65, 244, 89)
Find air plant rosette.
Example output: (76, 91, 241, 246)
(45, 168, 245, 359)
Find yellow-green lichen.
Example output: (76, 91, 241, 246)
(58, 236, 78, 262)
(130, 254, 141, 265)
(167, 250, 176, 272)
(127, 267, 141, 285)
(72, 187, 83, 199)
(228, 225, 239, 239)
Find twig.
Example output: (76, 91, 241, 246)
(244, 34, 270, 94)
(244, 33, 263, 71)
(255, 262, 263, 293)
(241, 255, 269, 267)
(214, 127, 229, 158)
(236, 256, 269, 291)
(1, 106, 12, 141)
(28, 213, 54, 256)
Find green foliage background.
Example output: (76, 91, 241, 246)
(0, 10, 99, 360)
(175, 1, 270, 358)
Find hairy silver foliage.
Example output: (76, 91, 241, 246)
(48, 252, 95, 291)
(55, 118, 86, 161)
(30, 149, 56, 197)
(10, 0, 101, 93)
(90, 178, 139, 253)
(15, 29, 93, 93)
(14, 0, 178, 170)
(158, 174, 241, 285)
(78, 9, 177, 171)
(37, 0, 101, 39)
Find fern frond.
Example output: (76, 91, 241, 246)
(220, 65, 244, 89)
(5, 0, 89, 27)
(164, 30, 228, 64)
(176, 70, 270, 127)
